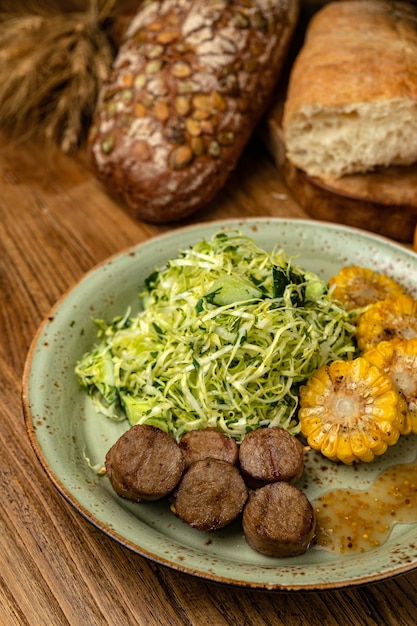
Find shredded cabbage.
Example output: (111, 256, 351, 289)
(75, 231, 356, 442)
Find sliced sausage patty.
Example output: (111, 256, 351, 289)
(171, 458, 248, 531)
(105, 424, 184, 502)
(238, 426, 305, 489)
(179, 428, 239, 468)
(242, 482, 316, 557)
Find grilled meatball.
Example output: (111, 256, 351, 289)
(171, 458, 248, 531)
(242, 482, 316, 557)
(179, 428, 239, 468)
(105, 424, 184, 502)
(238, 426, 305, 489)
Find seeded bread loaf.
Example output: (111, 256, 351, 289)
(88, 0, 299, 223)
(282, 0, 417, 178)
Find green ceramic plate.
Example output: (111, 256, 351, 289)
(23, 218, 417, 591)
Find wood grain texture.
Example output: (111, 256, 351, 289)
(1, 127, 417, 626)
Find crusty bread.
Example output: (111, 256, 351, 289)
(282, 0, 417, 178)
(88, 0, 299, 223)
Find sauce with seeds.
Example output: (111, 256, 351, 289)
(313, 461, 417, 554)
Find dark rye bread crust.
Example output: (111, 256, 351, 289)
(88, 0, 299, 223)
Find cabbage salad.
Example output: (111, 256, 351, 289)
(75, 231, 356, 442)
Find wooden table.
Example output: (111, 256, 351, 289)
(1, 130, 417, 626)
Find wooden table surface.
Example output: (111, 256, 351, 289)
(1, 129, 417, 626)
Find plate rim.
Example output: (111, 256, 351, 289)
(22, 217, 417, 591)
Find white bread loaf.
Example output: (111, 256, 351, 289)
(282, 0, 417, 178)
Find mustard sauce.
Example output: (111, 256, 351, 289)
(313, 461, 417, 554)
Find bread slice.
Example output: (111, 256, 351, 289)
(265, 101, 417, 243)
(282, 0, 417, 178)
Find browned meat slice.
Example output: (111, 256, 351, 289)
(242, 482, 316, 557)
(171, 458, 248, 532)
(105, 424, 184, 502)
(179, 428, 239, 468)
(238, 426, 305, 489)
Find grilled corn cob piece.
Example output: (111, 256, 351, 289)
(329, 266, 405, 311)
(356, 295, 417, 352)
(364, 338, 417, 435)
(298, 357, 402, 464)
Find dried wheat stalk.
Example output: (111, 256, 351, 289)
(0, 0, 118, 152)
